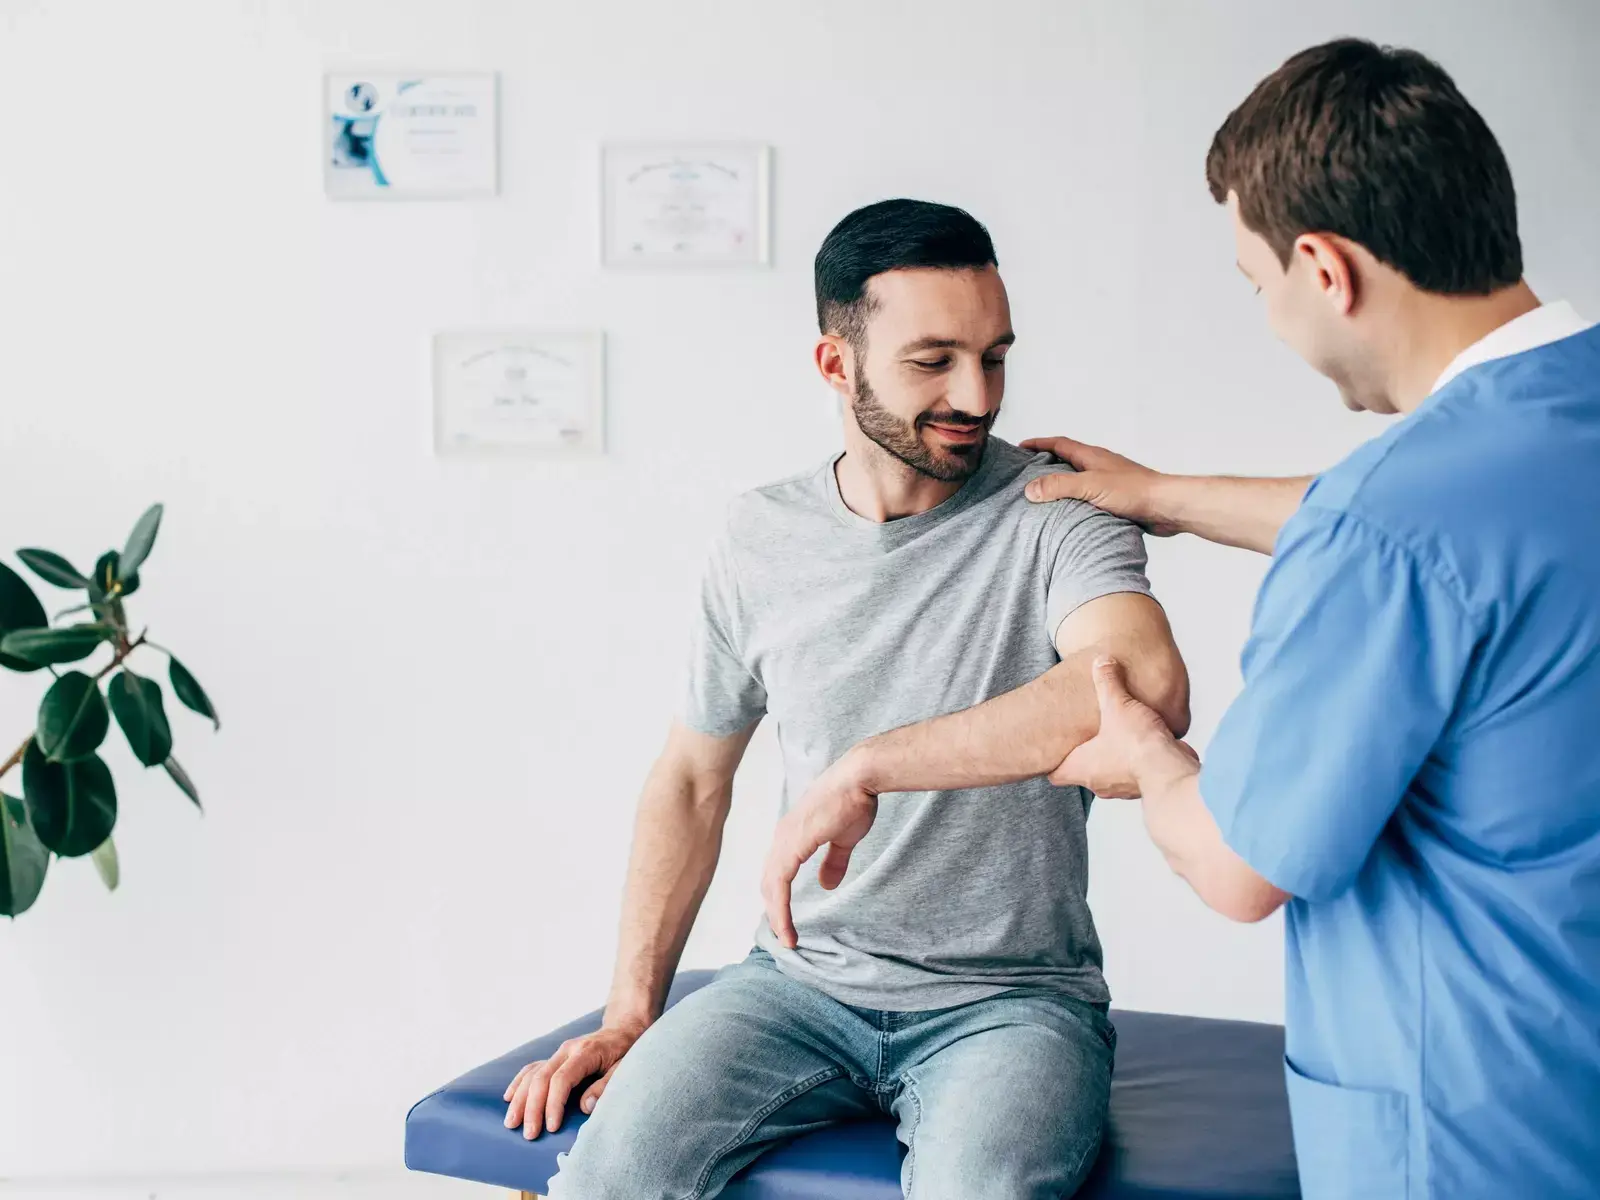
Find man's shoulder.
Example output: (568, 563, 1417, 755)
(714, 458, 834, 547)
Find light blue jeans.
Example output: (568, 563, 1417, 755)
(546, 949, 1115, 1199)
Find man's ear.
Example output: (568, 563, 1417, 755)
(1292, 233, 1357, 316)
(814, 335, 854, 398)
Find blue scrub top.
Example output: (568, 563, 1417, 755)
(1201, 324, 1600, 1199)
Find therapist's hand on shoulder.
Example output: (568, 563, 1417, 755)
(503, 1019, 644, 1139)
(762, 749, 880, 949)
(1020, 437, 1181, 536)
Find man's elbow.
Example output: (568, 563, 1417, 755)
(1142, 658, 1192, 739)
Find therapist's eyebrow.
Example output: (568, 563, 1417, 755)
(1235, 260, 1256, 284)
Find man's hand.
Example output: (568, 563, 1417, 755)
(502, 1022, 643, 1139)
(1020, 437, 1181, 536)
(1051, 657, 1199, 797)
(761, 751, 880, 949)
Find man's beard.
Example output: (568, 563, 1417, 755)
(851, 373, 992, 483)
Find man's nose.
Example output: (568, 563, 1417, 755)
(946, 361, 996, 418)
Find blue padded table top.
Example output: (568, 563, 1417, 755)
(406, 971, 1299, 1199)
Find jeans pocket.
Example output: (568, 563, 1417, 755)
(1284, 1056, 1409, 1200)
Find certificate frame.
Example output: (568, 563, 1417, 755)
(432, 329, 607, 458)
(324, 71, 499, 200)
(600, 141, 773, 268)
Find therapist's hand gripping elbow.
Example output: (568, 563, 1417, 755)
(1055, 658, 1289, 924)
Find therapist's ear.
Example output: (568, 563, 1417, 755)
(1293, 233, 1358, 317)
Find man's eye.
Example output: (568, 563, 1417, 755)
(982, 357, 1006, 371)
(912, 359, 949, 370)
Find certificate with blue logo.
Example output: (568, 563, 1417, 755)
(325, 73, 498, 199)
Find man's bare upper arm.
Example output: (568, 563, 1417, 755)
(1054, 593, 1191, 736)
(660, 717, 762, 795)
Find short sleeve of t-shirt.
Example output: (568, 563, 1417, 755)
(1042, 497, 1154, 643)
(681, 531, 767, 738)
(1200, 506, 1478, 902)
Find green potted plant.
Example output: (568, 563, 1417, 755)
(0, 505, 218, 917)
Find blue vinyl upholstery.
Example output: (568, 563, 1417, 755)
(406, 971, 1299, 1198)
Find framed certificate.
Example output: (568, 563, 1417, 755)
(325, 72, 498, 199)
(433, 330, 606, 456)
(601, 142, 772, 266)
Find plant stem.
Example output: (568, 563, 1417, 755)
(0, 735, 29, 783)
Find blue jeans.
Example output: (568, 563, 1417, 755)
(546, 949, 1115, 1199)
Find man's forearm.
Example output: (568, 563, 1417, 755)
(603, 762, 729, 1031)
(1156, 475, 1312, 555)
(853, 638, 1188, 795)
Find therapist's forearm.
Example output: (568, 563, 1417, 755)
(1155, 475, 1312, 555)
(1136, 749, 1288, 923)
(850, 642, 1189, 794)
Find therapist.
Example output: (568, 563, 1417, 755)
(1025, 38, 1600, 1200)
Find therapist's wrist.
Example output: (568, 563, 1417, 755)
(1145, 473, 1198, 538)
(1134, 733, 1201, 797)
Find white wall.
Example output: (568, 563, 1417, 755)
(2, 0, 1597, 1184)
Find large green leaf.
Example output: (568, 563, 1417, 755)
(16, 549, 89, 590)
(1, 792, 50, 917)
(22, 743, 116, 858)
(168, 657, 219, 729)
(120, 505, 163, 579)
(0, 562, 49, 673)
(108, 670, 172, 766)
(162, 756, 203, 812)
(93, 550, 139, 599)
(90, 835, 119, 891)
(0, 623, 115, 666)
(37, 671, 111, 762)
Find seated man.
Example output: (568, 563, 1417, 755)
(503, 199, 1190, 1200)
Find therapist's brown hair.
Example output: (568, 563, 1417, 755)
(1206, 38, 1523, 295)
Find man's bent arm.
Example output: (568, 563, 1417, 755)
(603, 720, 757, 1032)
(847, 592, 1189, 795)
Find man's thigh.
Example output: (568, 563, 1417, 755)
(548, 953, 878, 1200)
(892, 991, 1115, 1200)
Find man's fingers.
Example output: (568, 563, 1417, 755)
(544, 1044, 599, 1135)
(503, 1061, 534, 1103)
(765, 861, 798, 948)
(579, 1064, 618, 1115)
(817, 841, 854, 890)
(521, 1052, 563, 1138)
(503, 1072, 530, 1128)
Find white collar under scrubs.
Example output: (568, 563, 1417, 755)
(1198, 302, 1600, 1198)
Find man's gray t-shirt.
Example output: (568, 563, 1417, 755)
(683, 438, 1153, 1011)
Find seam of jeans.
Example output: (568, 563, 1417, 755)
(681, 1065, 847, 1200)
(899, 1075, 924, 1197)
(1060, 1104, 1109, 1195)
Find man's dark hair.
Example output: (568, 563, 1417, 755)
(815, 199, 997, 348)
(1206, 38, 1521, 295)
